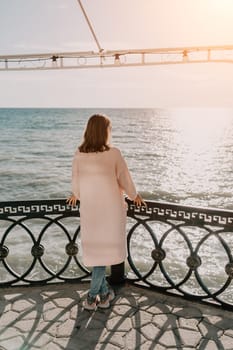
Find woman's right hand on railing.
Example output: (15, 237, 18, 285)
(66, 194, 78, 207)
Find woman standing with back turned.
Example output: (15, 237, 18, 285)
(67, 114, 145, 310)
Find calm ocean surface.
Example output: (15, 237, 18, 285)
(1, 107, 233, 208)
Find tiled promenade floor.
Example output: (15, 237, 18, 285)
(0, 282, 233, 350)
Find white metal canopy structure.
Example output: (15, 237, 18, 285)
(1, 0, 233, 72)
(1, 46, 233, 71)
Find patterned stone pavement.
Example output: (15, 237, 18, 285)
(0, 282, 233, 350)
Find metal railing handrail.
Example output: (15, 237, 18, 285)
(1, 198, 233, 310)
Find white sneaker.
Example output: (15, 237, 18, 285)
(98, 289, 115, 309)
(83, 294, 97, 311)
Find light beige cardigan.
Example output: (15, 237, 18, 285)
(72, 147, 137, 267)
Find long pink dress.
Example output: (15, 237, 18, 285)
(72, 147, 137, 267)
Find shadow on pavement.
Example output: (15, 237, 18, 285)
(0, 283, 233, 349)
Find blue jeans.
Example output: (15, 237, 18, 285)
(89, 266, 109, 298)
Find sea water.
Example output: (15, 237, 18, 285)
(1, 107, 233, 208)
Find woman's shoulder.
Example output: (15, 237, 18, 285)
(74, 147, 123, 158)
(73, 148, 81, 158)
(109, 146, 122, 156)
(109, 146, 121, 153)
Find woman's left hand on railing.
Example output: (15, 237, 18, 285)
(133, 193, 147, 208)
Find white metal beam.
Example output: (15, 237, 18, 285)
(0, 45, 233, 71)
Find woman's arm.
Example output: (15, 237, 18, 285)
(67, 153, 80, 206)
(116, 149, 146, 207)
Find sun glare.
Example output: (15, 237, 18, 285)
(165, 108, 233, 201)
(171, 109, 231, 153)
(211, 0, 233, 8)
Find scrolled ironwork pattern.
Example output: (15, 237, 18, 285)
(186, 254, 202, 270)
(66, 242, 79, 256)
(31, 244, 45, 258)
(0, 245, 9, 260)
(225, 263, 233, 278)
(1, 198, 233, 310)
(0, 200, 79, 218)
(151, 248, 166, 263)
(125, 198, 233, 310)
(0, 199, 89, 286)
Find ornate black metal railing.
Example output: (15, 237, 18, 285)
(1, 199, 233, 310)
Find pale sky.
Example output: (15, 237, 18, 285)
(0, 0, 233, 108)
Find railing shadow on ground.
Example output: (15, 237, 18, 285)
(0, 283, 233, 350)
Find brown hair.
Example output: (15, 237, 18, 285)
(79, 114, 111, 153)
